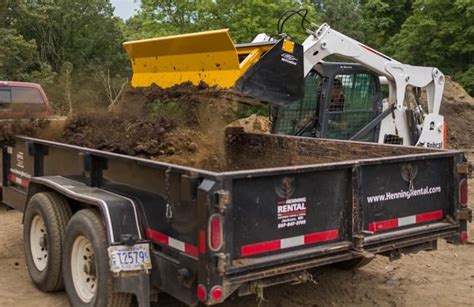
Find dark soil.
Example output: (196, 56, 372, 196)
(0, 119, 50, 145)
(408, 76, 474, 149)
(60, 113, 176, 157)
(225, 127, 431, 171)
(440, 101, 474, 149)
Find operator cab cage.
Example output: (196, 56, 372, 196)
(271, 62, 383, 143)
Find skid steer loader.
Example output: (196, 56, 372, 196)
(124, 19, 446, 148)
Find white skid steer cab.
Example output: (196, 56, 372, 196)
(124, 10, 447, 148)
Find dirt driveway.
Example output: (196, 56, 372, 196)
(1, 154, 473, 307)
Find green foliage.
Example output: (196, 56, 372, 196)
(454, 65, 474, 96)
(12, 0, 127, 74)
(236, 104, 269, 119)
(360, 0, 412, 48)
(0, 28, 54, 84)
(125, 0, 316, 43)
(312, 0, 365, 41)
(384, 0, 473, 81)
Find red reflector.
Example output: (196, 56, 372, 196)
(368, 219, 398, 232)
(197, 284, 207, 301)
(304, 229, 339, 244)
(209, 214, 223, 251)
(416, 210, 443, 223)
(459, 179, 468, 206)
(210, 286, 223, 302)
(241, 240, 280, 256)
(460, 231, 468, 243)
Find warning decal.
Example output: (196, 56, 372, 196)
(277, 197, 307, 229)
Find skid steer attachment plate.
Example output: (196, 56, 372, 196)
(123, 29, 241, 88)
(235, 39, 305, 106)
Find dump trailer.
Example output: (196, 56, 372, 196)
(1, 129, 471, 306)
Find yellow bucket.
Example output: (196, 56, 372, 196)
(123, 29, 274, 89)
(124, 29, 245, 88)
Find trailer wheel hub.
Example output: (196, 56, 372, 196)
(30, 215, 48, 271)
(71, 235, 96, 303)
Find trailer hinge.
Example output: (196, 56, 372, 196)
(216, 190, 229, 213)
(457, 162, 472, 178)
(457, 208, 472, 223)
(216, 253, 228, 275)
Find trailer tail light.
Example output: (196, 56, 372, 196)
(459, 179, 468, 206)
(209, 214, 223, 251)
(460, 231, 468, 243)
(210, 286, 223, 302)
(197, 284, 207, 301)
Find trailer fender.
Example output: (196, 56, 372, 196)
(27, 176, 143, 244)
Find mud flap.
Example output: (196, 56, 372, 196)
(235, 39, 305, 106)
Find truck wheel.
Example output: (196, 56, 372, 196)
(63, 209, 132, 307)
(23, 192, 72, 292)
(333, 257, 374, 270)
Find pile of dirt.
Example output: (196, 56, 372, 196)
(408, 76, 474, 148)
(0, 119, 51, 145)
(59, 113, 176, 157)
(439, 77, 474, 148)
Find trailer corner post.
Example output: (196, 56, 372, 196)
(197, 179, 228, 304)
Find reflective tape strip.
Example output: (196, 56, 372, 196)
(398, 215, 416, 227)
(368, 210, 443, 232)
(146, 228, 198, 257)
(241, 229, 339, 257)
(8, 174, 29, 188)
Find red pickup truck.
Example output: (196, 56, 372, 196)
(0, 81, 52, 119)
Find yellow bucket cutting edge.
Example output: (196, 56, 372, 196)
(123, 29, 244, 88)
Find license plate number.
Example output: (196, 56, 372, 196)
(108, 243, 152, 273)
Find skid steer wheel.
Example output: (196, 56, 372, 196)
(23, 192, 72, 292)
(333, 257, 374, 270)
(63, 209, 132, 307)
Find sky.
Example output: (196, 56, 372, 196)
(110, 0, 141, 20)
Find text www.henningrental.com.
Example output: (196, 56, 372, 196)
(367, 186, 442, 203)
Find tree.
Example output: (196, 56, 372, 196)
(125, 0, 316, 43)
(312, 0, 365, 41)
(0, 28, 54, 84)
(384, 0, 473, 94)
(13, 0, 127, 74)
(360, 0, 413, 49)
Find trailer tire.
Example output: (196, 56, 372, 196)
(63, 209, 132, 307)
(333, 257, 374, 270)
(23, 192, 72, 292)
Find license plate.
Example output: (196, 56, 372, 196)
(108, 243, 152, 273)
